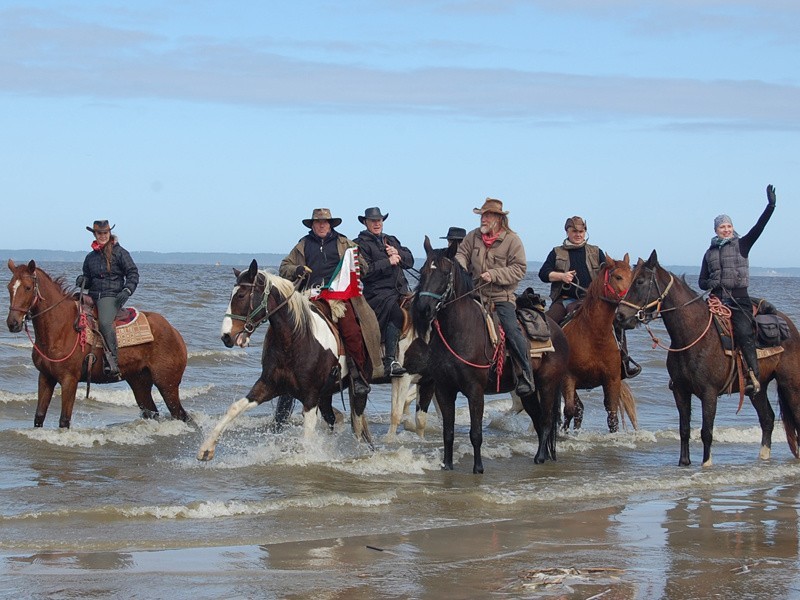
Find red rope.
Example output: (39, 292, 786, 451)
(433, 319, 491, 369)
(25, 320, 82, 363)
(493, 326, 506, 389)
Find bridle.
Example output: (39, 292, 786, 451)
(226, 272, 270, 334)
(601, 266, 629, 303)
(618, 266, 675, 323)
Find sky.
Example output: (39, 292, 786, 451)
(1, 1, 798, 267)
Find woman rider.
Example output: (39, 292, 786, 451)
(76, 220, 139, 379)
(699, 185, 776, 395)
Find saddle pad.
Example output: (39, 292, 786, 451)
(723, 346, 784, 360)
(529, 339, 555, 357)
(86, 309, 154, 349)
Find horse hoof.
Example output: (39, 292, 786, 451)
(197, 449, 214, 462)
(473, 466, 484, 474)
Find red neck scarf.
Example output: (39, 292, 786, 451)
(91, 240, 106, 252)
(481, 231, 500, 248)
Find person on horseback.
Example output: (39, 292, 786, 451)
(455, 198, 535, 397)
(441, 226, 466, 251)
(75, 220, 139, 379)
(539, 216, 640, 378)
(280, 208, 381, 397)
(699, 184, 777, 396)
(356, 207, 414, 378)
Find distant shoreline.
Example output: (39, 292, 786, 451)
(3, 248, 800, 277)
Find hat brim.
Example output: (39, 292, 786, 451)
(358, 214, 388, 224)
(473, 207, 509, 215)
(86, 224, 115, 233)
(303, 218, 342, 228)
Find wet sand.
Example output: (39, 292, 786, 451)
(3, 484, 800, 599)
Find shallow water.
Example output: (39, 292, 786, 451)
(2, 262, 800, 598)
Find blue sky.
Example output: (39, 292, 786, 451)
(1, 1, 797, 266)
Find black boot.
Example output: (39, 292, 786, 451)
(104, 350, 121, 380)
(383, 323, 407, 378)
(616, 326, 641, 379)
(347, 357, 371, 398)
(740, 341, 761, 396)
(515, 365, 535, 397)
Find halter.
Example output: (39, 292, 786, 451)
(602, 266, 628, 302)
(618, 267, 675, 323)
(225, 272, 270, 333)
(9, 271, 43, 316)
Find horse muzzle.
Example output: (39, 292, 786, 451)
(221, 331, 250, 348)
(6, 314, 23, 333)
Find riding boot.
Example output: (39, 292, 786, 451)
(740, 337, 761, 395)
(346, 356, 371, 398)
(383, 323, 407, 378)
(507, 336, 535, 396)
(615, 325, 641, 379)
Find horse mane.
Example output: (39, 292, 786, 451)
(34, 267, 72, 297)
(449, 253, 475, 296)
(261, 270, 313, 337)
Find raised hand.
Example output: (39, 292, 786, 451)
(767, 184, 776, 207)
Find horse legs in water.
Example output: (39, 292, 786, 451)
(197, 398, 258, 461)
(414, 378, 437, 438)
(34, 372, 57, 428)
(271, 394, 296, 432)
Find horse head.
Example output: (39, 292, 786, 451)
(599, 252, 632, 302)
(221, 259, 267, 348)
(6, 259, 41, 333)
(616, 249, 670, 329)
(412, 236, 459, 338)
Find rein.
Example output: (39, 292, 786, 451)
(226, 272, 306, 334)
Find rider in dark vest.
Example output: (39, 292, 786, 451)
(76, 220, 139, 379)
(539, 216, 640, 378)
(699, 185, 777, 395)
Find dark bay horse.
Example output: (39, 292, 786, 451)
(560, 254, 638, 433)
(616, 250, 800, 466)
(410, 238, 570, 473)
(5, 259, 189, 427)
(197, 260, 371, 461)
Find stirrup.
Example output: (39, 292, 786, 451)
(745, 370, 761, 396)
(389, 360, 407, 377)
(515, 372, 535, 397)
(623, 357, 642, 379)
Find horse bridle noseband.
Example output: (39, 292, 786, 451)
(417, 257, 455, 315)
(226, 272, 270, 333)
(618, 267, 675, 323)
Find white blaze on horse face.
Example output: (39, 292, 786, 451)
(220, 286, 238, 337)
(10, 279, 21, 305)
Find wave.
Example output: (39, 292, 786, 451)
(10, 418, 194, 448)
(186, 348, 250, 363)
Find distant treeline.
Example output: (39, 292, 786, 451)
(3, 249, 800, 277)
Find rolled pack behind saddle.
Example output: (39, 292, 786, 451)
(76, 294, 155, 349)
(485, 287, 554, 357)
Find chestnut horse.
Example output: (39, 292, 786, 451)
(616, 250, 800, 466)
(197, 260, 371, 461)
(411, 237, 570, 473)
(5, 259, 189, 427)
(560, 254, 638, 433)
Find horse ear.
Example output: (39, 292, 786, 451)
(645, 249, 658, 268)
(27, 260, 36, 273)
(423, 235, 433, 255)
(7, 259, 15, 272)
(233, 267, 241, 278)
(247, 259, 258, 280)
(604, 255, 615, 268)
(623, 252, 630, 265)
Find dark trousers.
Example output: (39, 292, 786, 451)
(96, 296, 119, 357)
(545, 298, 579, 326)
(495, 301, 532, 379)
(726, 298, 759, 377)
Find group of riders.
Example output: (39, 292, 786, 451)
(80, 184, 776, 396)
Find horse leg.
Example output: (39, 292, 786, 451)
(467, 391, 485, 474)
(348, 388, 374, 448)
(127, 374, 161, 420)
(154, 378, 188, 423)
(57, 377, 79, 429)
(672, 385, 694, 466)
(317, 395, 336, 431)
(561, 378, 577, 433)
(196, 397, 258, 461)
(302, 405, 320, 438)
(415, 378, 436, 439)
(698, 394, 719, 467)
(387, 373, 411, 441)
(34, 371, 57, 427)
(603, 380, 622, 434)
(749, 386, 775, 460)
(272, 394, 297, 432)
(777, 379, 800, 459)
(436, 385, 457, 470)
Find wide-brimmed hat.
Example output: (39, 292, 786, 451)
(473, 198, 509, 215)
(564, 216, 587, 231)
(86, 220, 115, 234)
(440, 226, 466, 241)
(302, 208, 342, 228)
(358, 207, 389, 224)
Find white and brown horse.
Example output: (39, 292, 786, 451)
(197, 260, 371, 461)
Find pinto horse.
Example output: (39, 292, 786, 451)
(410, 237, 569, 473)
(5, 259, 189, 427)
(197, 260, 371, 461)
(560, 254, 638, 433)
(616, 250, 800, 466)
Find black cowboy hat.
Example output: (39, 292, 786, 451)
(86, 220, 115, 233)
(358, 206, 389, 224)
(302, 208, 342, 228)
(440, 226, 466, 241)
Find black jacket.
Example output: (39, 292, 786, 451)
(356, 230, 413, 331)
(82, 242, 139, 301)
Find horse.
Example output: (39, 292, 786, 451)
(5, 259, 189, 428)
(197, 260, 371, 461)
(615, 250, 800, 466)
(560, 254, 638, 433)
(410, 237, 570, 473)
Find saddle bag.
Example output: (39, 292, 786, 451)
(755, 313, 790, 347)
(516, 309, 550, 342)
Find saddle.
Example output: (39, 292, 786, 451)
(484, 289, 555, 358)
(713, 297, 787, 358)
(75, 295, 154, 349)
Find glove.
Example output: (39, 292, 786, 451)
(115, 288, 131, 308)
(75, 275, 86, 288)
(295, 265, 309, 279)
(767, 184, 776, 207)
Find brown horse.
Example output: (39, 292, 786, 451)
(616, 250, 800, 466)
(561, 254, 638, 433)
(5, 259, 189, 428)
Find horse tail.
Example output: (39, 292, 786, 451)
(619, 381, 638, 430)
(777, 383, 800, 458)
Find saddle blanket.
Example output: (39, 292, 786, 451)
(86, 308, 155, 349)
(724, 346, 784, 360)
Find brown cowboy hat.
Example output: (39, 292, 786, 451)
(473, 198, 509, 215)
(358, 206, 389, 224)
(302, 208, 342, 228)
(440, 226, 466, 241)
(564, 216, 587, 231)
(86, 220, 115, 233)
